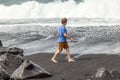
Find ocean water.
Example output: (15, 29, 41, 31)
(0, 0, 120, 56)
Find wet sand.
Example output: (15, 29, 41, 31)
(25, 53, 120, 80)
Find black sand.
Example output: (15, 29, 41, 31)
(25, 53, 120, 80)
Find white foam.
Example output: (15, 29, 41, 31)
(0, 0, 120, 19)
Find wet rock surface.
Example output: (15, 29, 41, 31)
(11, 60, 52, 80)
(0, 40, 52, 80)
(0, 66, 10, 80)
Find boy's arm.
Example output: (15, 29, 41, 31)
(64, 33, 73, 41)
(57, 32, 59, 37)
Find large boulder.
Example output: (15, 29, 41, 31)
(95, 67, 111, 79)
(0, 66, 10, 80)
(11, 60, 52, 80)
(0, 53, 24, 76)
(0, 47, 24, 56)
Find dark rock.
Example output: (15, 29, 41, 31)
(0, 40, 52, 79)
(111, 69, 120, 78)
(0, 47, 9, 55)
(11, 60, 52, 80)
(8, 47, 24, 56)
(0, 40, 2, 47)
(0, 47, 24, 56)
(0, 66, 10, 80)
(0, 53, 24, 76)
(95, 67, 111, 79)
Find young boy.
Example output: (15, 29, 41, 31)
(51, 18, 75, 63)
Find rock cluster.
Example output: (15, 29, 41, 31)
(0, 40, 52, 80)
(87, 67, 120, 80)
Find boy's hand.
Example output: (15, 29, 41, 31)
(70, 38, 73, 41)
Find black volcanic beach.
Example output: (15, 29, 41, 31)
(1, 0, 120, 80)
(25, 53, 120, 80)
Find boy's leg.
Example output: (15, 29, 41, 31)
(64, 42, 75, 62)
(66, 48, 75, 62)
(51, 50, 61, 63)
(51, 42, 63, 63)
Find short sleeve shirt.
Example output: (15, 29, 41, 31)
(58, 25, 67, 42)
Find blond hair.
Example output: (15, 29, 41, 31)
(61, 18, 67, 24)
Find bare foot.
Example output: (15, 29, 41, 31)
(68, 58, 75, 62)
(51, 58, 58, 63)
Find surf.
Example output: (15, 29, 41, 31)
(0, 0, 120, 19)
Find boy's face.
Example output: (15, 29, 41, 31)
(64, 21, 67, 25)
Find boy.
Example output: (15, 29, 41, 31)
(51, 18, 75, 63)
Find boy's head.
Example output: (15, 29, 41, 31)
(61, 18, 67, 25)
